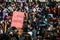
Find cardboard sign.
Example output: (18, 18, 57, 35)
(11, 12, 24, 28)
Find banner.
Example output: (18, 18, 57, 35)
(11, 12, 24, 28)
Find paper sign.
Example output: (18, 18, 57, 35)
(11, 12, 24, 28)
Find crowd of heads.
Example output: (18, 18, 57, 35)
(0, 1, 60, 40)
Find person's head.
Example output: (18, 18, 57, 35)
(53, 7, 56, 10)
(12, 6, 16, 11)
(27, 23, 32, 29)
(25, 2, 29, 6)
(29, 3, 32, 6)
(19, 3, 23, 9)
(0, 9, 2, 12)
(33, 17, 37, 22)
(17, 28, 23, 36)
(28, 20, 31, 24)
(9, 30, 14, 35)
(14, 29, 17, 33)
(2, 3, 6, 8)
(0, 3, 3, 7)
(11, 2, 16, 11)
(39, 17, 43, 22)
(47, 7, 51, 13)
(0, 7, 3, 12)
(49, 21, 53, 25)
(31, 22, 36, 29)
(0, 29, 3, 34)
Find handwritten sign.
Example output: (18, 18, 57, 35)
(11, 12, 24, 28)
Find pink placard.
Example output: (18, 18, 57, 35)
(11, 12, 24, 28)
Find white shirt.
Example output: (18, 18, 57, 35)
(28, 31, 32, 36)
(33, 8, 36, 12)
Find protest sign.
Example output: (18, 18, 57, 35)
(11, 12, 24, 28)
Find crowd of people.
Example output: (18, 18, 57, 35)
(0, 1, 60, 40)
